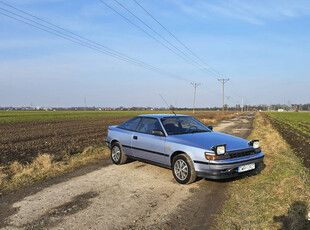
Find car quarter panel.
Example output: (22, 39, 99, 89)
(106, 127, 134, 157)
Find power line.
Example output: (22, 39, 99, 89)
(0, 0, 159, 68)
(98, 0, 219, 78)
(0, 9, 153, 74)
(111, 0, 219, 79)
(132, 0, 225, 79)
(0, 1, 242, 108)
(0, 1, 189, 81)
(0, 4, 180, 79)
(0, 9, 168, 77)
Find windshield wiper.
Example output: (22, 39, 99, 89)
(189, 130, 208, 134)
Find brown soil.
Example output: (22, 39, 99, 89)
(265, 114, 310, 168)
(0, 112, 238, 166)
(0, 117, 130, 166)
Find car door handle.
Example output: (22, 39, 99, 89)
(133, 136, 138, 140)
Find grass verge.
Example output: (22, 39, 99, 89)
(215, 112, 310, 230)
(0, 146, 109, 195)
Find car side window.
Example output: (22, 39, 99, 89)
(161, 117, 182, 134)
(136, 118, 162, 134)
(118, 117, 141, 131)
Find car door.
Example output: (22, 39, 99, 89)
(131, 118, 167, 164)
(117, 117, 142, 156)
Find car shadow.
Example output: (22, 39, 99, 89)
(125, 157, 171, 170)
(274, 201, 310, 230)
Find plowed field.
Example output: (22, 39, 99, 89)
(0, 111, 239, 166)
(264, 112, 310, 168)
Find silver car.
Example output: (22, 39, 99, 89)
(105, 114, 264, 184)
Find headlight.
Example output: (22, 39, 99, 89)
(217, 145, 226, 155)
(211, 144, 226, 155)
(248, 140, 259, 148)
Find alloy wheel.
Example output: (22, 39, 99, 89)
(174, 159, 188, 181)
(111, 145, 121, 162)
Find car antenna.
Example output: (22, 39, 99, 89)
(159, 93, 176, 116)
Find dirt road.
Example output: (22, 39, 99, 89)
(0, 112, 255, 230)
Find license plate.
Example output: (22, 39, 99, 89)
(238, 163, 255, 173)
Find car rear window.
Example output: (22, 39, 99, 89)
(118, 117, 141, 131)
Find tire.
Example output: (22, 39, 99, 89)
(172, 154, 197, 184)
(111, 142, 127, 165)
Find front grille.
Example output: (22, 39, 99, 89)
(228, 148, 256, 158)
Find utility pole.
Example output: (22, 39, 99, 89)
(84, 96, 87, 111)
(241, 97, 244, 112)
(225, 96, 230, 111)
(218, 79, 229, 111)
(191, 82, 201, 113)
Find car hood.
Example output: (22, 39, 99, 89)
(167, 131, 250, 151)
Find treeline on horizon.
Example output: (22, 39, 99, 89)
(1, 103, 310, 112)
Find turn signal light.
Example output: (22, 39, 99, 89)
(205, 152, 218, 161)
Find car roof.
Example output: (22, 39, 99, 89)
(137, 114, 189, 118)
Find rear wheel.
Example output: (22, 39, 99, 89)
(111, 142, 127, 165)
(172, 154, 197, 184)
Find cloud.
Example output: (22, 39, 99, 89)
(170, 0, 310, 25)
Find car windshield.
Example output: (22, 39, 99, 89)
(161, 116, 211, 135)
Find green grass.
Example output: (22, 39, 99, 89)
(0, 110, 162, 122)
(264, 112, 310, 168)
(0, 110, 167, 123)
(0, 110, 230, 123)
(264, 112, 310, 137)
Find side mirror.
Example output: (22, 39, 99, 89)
(152, 130, 165, 136)
(208, 126, 213, 131)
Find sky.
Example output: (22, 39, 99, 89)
(0, 0, 309, 108)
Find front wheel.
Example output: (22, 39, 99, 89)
(111, 142, 127, 165)
(172, 154, 197, 184)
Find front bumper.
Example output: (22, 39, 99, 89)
(196, 161, 263, 179)
(195, 152, 264, 179)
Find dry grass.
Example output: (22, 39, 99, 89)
(215, 112, 310, 230)
(0, 146, 109, 194)
(199, 112, 244, 126)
